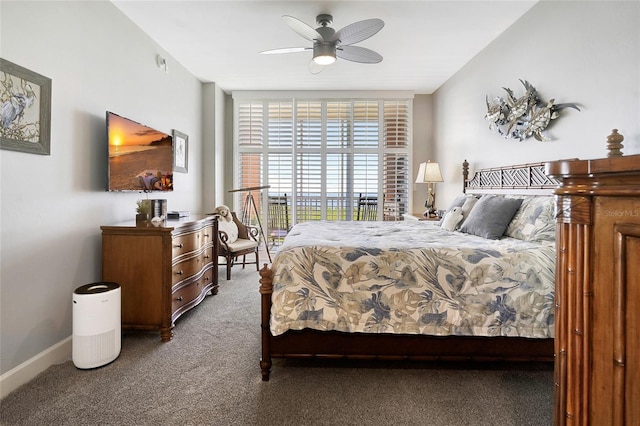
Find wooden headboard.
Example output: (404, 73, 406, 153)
(462, 159, 560, 196)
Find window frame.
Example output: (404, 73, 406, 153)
(232, 92, 413, 226)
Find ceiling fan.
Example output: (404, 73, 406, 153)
(260, 14, 385, 74)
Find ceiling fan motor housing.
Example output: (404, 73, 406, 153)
(316, 25, 336, 42)
(313, 41, 336, 64)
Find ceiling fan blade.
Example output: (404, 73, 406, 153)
(260, 47, 310, 55)
(309, 59, 326, 75)
(336, 45, 383, 63)
(335, 18, 384, 46)
(282, 15, 324, 42)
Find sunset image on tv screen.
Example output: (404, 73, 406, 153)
(107, 112, 173, 192)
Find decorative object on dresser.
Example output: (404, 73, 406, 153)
(483, 79, 580, 141)
(259, 159, 560, 381)
(0, 58, 52, 155)
(546, 130, 640, 426)
(414, 160, 444, 217)
(101, 215, 218, 342)
(136, 199, 150, 222)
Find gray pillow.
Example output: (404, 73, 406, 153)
(459, 195, 523, 239)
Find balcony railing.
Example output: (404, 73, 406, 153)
(253, 195, 405, 224)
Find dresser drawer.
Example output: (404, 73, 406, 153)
(171, 280, 201, 313)
(171, 231, 201, 258)
(171, 245, 214, 285)
(200, 225, 214, 245)
(171, 267, 215, 315)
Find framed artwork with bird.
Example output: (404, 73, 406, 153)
(0, 58, 51, 155)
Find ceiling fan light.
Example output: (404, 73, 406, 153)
(313, 43, 336, 65)
(313, 54, 336, 65)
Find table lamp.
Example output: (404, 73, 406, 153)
(415, 161, 444, 217)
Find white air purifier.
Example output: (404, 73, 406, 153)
(72, 282, 121, 369)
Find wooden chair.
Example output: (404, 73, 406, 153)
(267, 194, 290, 247)
(218, 212, 260, 280)
(356, 193, 378, 221)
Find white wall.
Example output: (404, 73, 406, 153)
(411, 94, 434, 214)
(432, 0, 640, 207)
(0, 1, 205, 384)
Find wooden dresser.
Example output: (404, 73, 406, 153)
(101, 215, 218, 341)
(547, 146, 640, 425)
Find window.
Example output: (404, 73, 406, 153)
(234, 95, 412, 226)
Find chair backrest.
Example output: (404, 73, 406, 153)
(356, 193, 378, 221)
(268, 194, 290, 242)
(231, 211, 249, 240)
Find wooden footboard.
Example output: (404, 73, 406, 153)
(259, 264, 553, 381)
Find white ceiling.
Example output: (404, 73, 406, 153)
(113, 1, 538, 94)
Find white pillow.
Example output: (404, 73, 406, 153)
(218, 219, 239, 244)
(459, 196, 479, 227)
(441, 207, 464, 232)
(440, 194, 478, 226)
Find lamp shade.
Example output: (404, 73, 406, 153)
(415, 161, 444, 184)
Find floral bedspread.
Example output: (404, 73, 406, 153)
(270, 221, 555, 339)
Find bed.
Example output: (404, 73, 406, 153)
(258, 160, 560, 380)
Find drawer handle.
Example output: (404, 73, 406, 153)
(177, 296, 183, 302)
(205, 276, 210, 281)
(204, 255, 210, 259)
(176, 270, 184, 275)
(175, 243, 183, 249)
(204, 233, 210, 238)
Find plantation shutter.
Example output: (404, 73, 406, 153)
(234, 96, 412, 224)
(266, 101, 293, 190)
(382, 100, 410, 220)
(236, 101, 264, 223)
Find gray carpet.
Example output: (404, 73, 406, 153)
(0, 267, 553, 425)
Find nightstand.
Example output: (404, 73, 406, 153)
(402, 213, 441, 221)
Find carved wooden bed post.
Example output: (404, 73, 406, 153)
(462, 159, 469, 194)
(259, 264, 273, 381)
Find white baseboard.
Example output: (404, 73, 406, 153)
(0, 336, 72, 400)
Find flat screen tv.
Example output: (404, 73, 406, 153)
(106, 111, 173, 192)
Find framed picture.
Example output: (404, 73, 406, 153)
(0, 58, 52, 155)
(173, 129, 188, 173)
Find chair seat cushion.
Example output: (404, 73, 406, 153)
(226, 238, 258, 252)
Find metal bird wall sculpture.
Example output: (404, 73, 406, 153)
(484, 79, 580, 141)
